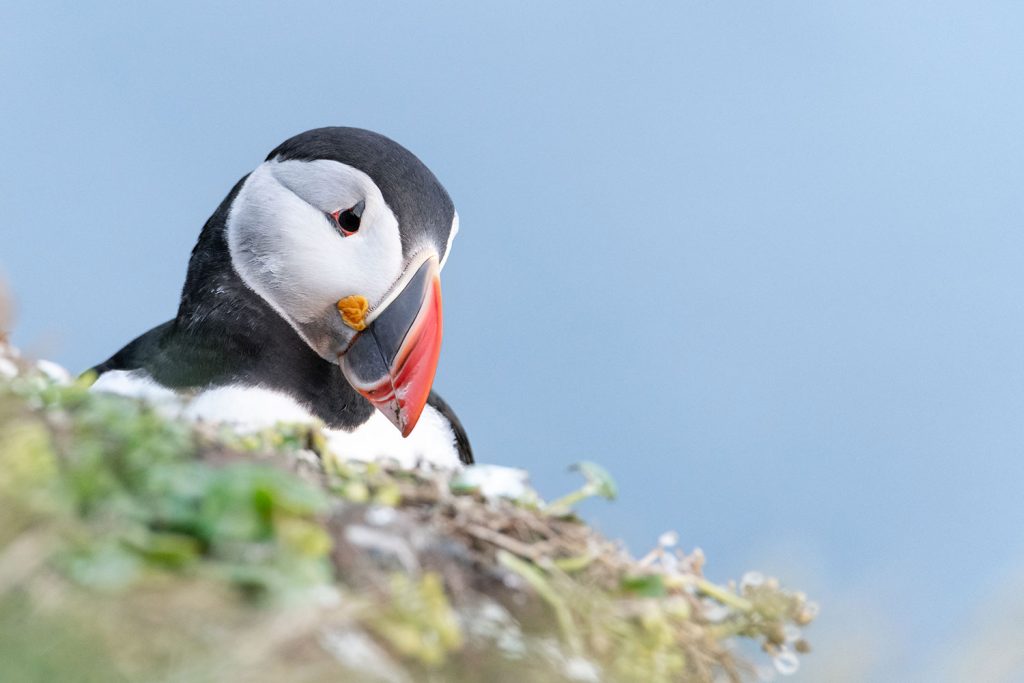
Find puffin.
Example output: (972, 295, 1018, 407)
(90, 127, 473, 467)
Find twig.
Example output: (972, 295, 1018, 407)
(462, 523, 543, 562)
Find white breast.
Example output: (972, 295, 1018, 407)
(90, 370, 462, 469)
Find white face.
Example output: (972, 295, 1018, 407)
(225, 158, 457, 360)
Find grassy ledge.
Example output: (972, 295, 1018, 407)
(0, 338, 816, 683)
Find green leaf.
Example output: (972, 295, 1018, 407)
(620, 573, 667, 597)
(572, 461, 618, 500)
(125, 531, 201, 569)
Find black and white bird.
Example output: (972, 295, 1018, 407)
(90, 127, 473, 467)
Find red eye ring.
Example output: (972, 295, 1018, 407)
(329, 210, 355, 236)
(331, 200, 364, 236)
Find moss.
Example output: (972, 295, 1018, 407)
(367, 572, 464, 667)
(0, 354, 816, 682)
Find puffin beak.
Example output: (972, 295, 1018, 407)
(338, 256, 442, 436)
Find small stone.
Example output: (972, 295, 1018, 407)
(564, 656, 600, 682)
(740, 571, 765, 591)
(366, 505, 397, 527)
(36, 359, 71, 384)
(773, 650, 800, 676)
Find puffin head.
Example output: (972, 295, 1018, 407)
(224, 127, 459, 436)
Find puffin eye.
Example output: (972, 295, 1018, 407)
(330, 200, 365, 236)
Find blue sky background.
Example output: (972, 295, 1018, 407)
(3, 2, 1024, 679)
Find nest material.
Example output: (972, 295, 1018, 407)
(0, 346, 816, 682)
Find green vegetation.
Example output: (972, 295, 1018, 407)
(0, 343, 816, 682)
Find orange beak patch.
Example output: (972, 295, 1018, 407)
(337, 295, 369, 331)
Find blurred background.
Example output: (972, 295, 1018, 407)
(3, 2, 1023, 680)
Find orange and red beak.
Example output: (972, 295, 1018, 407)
(338, 256, 442, 436)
